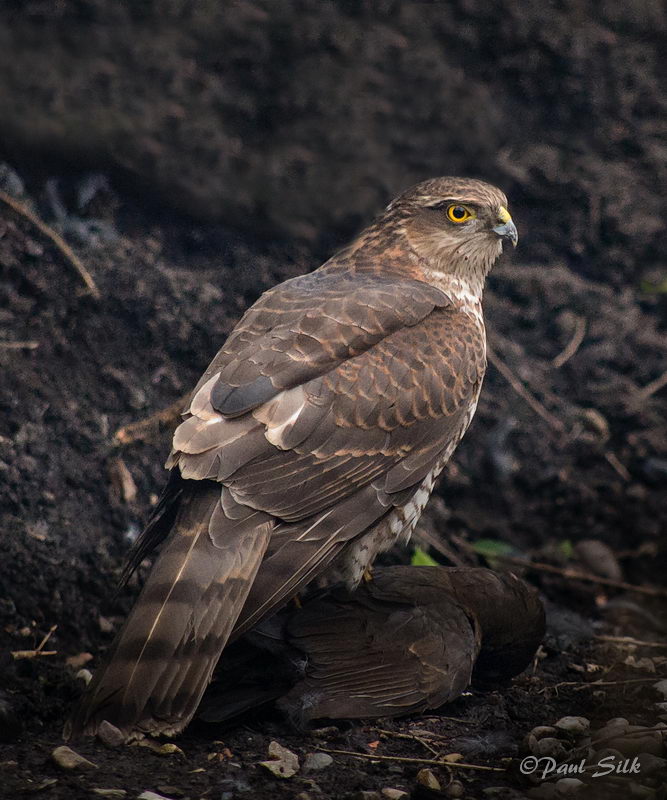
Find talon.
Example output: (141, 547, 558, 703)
(363, 566, 374, 583)
(292, 594, 302, 609)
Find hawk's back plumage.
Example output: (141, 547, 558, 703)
(66, 177, 517, 740)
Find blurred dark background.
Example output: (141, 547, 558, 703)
(1, 0, 664, 282)
(0, 4, 666, 795)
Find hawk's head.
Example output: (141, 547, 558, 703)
(387, 177, 518, 292)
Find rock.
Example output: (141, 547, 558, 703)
(75, 668, 93, 685)
(594, 723, 666, 757)
(382, 789, 408, 800)
(416, 768, 441, 791)
(259, 741, 300, 778)
(653, 679, 667, 700)
(446, 780, 465, 798)
(530, 726, 558, 739)
(554, 778, 584, 795)
(357, 793, 381, 800)
(98, 616, 115, 634)
(92, 790, 127, 798)
(138, 793, 174, 800)
(529, 737, 567, 759)
(65, 652, 93, 669)
(97, 720, 125, 748)
(635, 752, 667, 776)
(302, 752, 333, 772)
(0, 163, 25, 197)
(136, 740, 185, 756)
(574, 540, 621, 580)
(554, 717, 590, 735)
(219, 776, 252, 798)
(51, 746, 97, 771)
(156, 789, 184, 799)
(605, 718, 629, 728)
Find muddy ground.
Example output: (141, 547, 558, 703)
(0, 2, 666, 799)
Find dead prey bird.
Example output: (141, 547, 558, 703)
(67, 178, 518, 740)
(200, 566, 545, 725)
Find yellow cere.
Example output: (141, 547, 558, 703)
(498, 206, 512, 223)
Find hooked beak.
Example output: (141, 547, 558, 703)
(493, 207, 518, 247)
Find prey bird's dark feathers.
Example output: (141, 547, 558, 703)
(200, 566, 545, 725)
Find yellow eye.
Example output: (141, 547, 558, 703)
(446, 204, 474, 223)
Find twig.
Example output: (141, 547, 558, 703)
(484, 551, 667, 598)
(552, 316, 586, 368)
(486, 345, 564, 432)
(372, 728, 441, 757)
(114, 395, 189, 445)
(0, 340, 39, 350)
(11, 624, 58, 660)
(634, 369, 667, 404)
(412, 717, 473, 727)
(604, 451, 631, 481)
(0, 189, 101, 299)
(315, 746, 504, 772)
(594, 635, 667, 649)
(539, 677, 662, 694)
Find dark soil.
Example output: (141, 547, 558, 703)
(0, 3, 665, 799)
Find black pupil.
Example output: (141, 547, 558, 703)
(452, 206, 466, 219)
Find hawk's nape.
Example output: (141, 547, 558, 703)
(66, 177, 517, 741)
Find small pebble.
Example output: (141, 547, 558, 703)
(382, 789, 408, 800)
(92, 790, 127, 798)
(554, 717, 590, 735)
(530, 726, 558, 739)
(138, 793, 174, 800)
(446, 780, 465, 798)
(98, 616, 114, 634)
(416, 768, 441, 791)
(635, 752, 667, 776)
(574, 540, 621, 580)
(302, 752, 333, 772)
(75, 668, 93, 685)
(51, 746, 97, 771)
(653, 679, 667, 700)
(66, 652, 93, 669)
(97, 720, 125, 748)
(259, 741, 300, 778)
(594, 723, 666, 757)
(219, 776, 252, 798)
(529, 737, 567, 759)
(626, 786, 656, 800)
(554, 778, 584, 795)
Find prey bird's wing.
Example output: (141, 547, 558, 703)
(279, 567, 481, 722)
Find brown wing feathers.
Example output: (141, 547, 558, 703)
(67, 209, 489, 739)
(66, 485, 272, 738)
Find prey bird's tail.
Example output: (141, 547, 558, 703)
(65, 482, 272, 740)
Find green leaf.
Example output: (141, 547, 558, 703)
(640, 278, 667, 294)
(411, 546, 440, 567)
(558, 539, 574, 559)
(471, 538, 515, 559)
